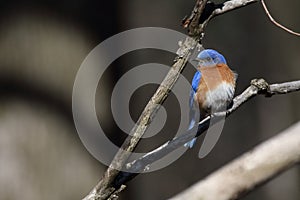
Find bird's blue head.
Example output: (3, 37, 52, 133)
(196, 49, 227, 67)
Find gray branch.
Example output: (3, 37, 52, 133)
(214, 0, 258, 16)
(169, 121, 300, 200)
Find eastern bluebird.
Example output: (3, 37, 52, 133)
(185, 49, 237, 148)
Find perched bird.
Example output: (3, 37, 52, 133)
(185, 49, 237, 148)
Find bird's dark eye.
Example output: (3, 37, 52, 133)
(199, 60, 205, 65)
(207, 57, 212, 62)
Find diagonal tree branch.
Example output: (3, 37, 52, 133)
(84, 1, 207, 199)
(169, 121, 300, 200)
(83, 0, 260, 199)
(113, 79, 300, 187)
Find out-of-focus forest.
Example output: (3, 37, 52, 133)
(0, 0, 299, 199)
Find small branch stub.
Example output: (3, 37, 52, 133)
(250, 78, 270, 95)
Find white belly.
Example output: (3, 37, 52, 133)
(203, 82, 235, 112)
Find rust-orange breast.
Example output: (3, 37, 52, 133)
(195, 63, 236, 111)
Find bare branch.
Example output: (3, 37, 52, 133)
(268, 80, 300, 95)
(182, 0, 208, 36)
(113, 79, 300, 187)
(169, 121, 300, 200)
(213, 0, 258, 16)
(261, 0, 300, 37)
(227, 79, 300, 115)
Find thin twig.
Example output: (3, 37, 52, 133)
(261, 0, 300, 37)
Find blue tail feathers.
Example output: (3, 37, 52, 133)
(184, 116, 197, 148)
(184, 138, 197, 148)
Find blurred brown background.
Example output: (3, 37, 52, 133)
(0, 0, 299, 199)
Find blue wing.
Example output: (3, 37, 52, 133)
(190, 71, 201, 108)
(185, 71, 201, 148)
(189, 71, 201, 128)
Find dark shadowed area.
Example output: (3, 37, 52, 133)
(0, 0, 299, 200)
